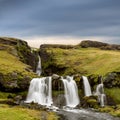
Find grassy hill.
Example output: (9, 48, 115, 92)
(41, 47, 120, 76)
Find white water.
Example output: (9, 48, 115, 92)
(36, 56, 42, 76)
(25, 77, 53, 106)
(82, 76, 92, 96)
(95, 83, 106, 107)
(61, 76, 80, 108)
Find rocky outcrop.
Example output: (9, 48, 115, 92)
(80, 40, 120, 50)
(104, 72, 120, 88)
(15, 39, 38, 72)
(80, 40, 108, 48)
(0, 72, 32, 92)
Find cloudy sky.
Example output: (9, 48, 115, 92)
(0, 0, 120, 47)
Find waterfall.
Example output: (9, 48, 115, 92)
(25, 77, 53, 106)
(61, 76, 80, 108)
(82, 76, 92, 96)
(36, 56, 42, 76)
(95, 83, 106, 107)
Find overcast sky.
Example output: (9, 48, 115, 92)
(0, 0, 120, 47)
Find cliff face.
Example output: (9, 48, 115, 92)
(0, 37, 38, 92)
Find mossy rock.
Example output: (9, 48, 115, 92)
(82, 96, 98, 108)
(98, 106, 114, 113)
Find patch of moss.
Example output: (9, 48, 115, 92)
(105, 88, 120, 104)
(98, 106, 114, 113)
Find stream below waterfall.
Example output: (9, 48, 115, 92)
(25, 76, 120, 120)
(57, 109, 120, 120)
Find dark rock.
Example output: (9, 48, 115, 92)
(16, 40, 38, 72)
(80, 40, 120, 50)
(80, 40, 108, 48)
(53, 94, 66, 108)
(106, 95, 116, 106)
(104, 72, 120, 88)
(18, 76, 31, 91)
(0, 72, 31, 92)
(52, 74, 60, 80)
(52, 78, 64, 91)
(40, 44, 74, 49)
(14, 95, 22, 105)
(0, 37, 17, 45)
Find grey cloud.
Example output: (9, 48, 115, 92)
(0, 0, 120, 43)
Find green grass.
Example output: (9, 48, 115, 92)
(98, 105, 120, 117)
(0, 104, 58, 120)
(45, 47, 120, 75)
(105, 88, 120, 104)
(0, 50, 35, 76)
(0, 92, 16, 99)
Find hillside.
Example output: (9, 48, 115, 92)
(40, 45, 120, 76)
(0, 37, 38, 92)
(40, 42, 120, 105)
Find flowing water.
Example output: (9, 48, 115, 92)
(58, 109, 120, 120)
(61, 76, 80, 108)
(82, 76, 92, 96)
(95, 83, 106, 107)
(36, 56, 42, 76)
(25, 77, 53, 106)
(25, 76, 120, 120)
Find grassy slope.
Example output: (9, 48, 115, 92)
(0, 44, 35, 76)
(0, 104, 58, 120)
(46, 47, 120, 75)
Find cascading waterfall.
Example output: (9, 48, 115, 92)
(61, 76, 80, 108)
(82, 76, 92, 96)
(25, 77, 53, 106)
(25, 74, 107, 109)
(95, 83, 106, 107)
(47, 77, 52, 104)
(36, 56, 42, 76)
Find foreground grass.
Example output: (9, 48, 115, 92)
(98, 105, 120, 117)
(0, 104, 58, 120)
(46, 47, 120, 75)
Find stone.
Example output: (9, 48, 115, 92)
(52, 74, 60, 80)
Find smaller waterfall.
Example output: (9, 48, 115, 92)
(25, 77, 53, 106)
(82, 76, 92, 96)
(36, 56, 42, 76)
(61, 76, 80, 108)
(95, 83, 106, 107)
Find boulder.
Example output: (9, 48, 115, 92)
(52, 74, 60, 80)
